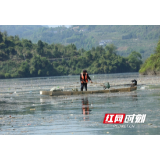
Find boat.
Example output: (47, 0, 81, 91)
(40, 86, 137, 96)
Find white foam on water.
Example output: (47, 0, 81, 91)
(140, 86, 145, 90)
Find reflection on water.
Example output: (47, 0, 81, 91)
(82, 98, 90, 115)
(0, 73, 160, 134)
(82, 97, 91, 121)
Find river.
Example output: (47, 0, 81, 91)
(0, 72, 160, 135)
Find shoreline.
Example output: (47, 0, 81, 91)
(140, 70, 160, 76)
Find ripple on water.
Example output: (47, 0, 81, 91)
(0, 73, 160, 135)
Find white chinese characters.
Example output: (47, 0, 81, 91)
(135, 114, 146, 123)
(124, 114, 135, 123)
(103, 113, 146, 124)
(124, 114, 146, 123)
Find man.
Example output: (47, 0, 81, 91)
(131, 79, 137, 87)
(80, 70, 93, 91)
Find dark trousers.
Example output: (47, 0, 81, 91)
(81, 83, 87, 91)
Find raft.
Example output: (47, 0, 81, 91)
(40, 86, 137, 96)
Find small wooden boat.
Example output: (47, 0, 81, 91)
(40, 86, 137, 96)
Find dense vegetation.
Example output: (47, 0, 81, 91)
(0, 25, 96, 52)
(0, 31, 143, 79)
(139, 39, 160, 75)
(0, 25, 160, 59)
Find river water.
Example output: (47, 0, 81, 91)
(0, 72, 160, 135)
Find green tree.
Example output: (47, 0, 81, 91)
(155, 40, 160, 54)
(0, 73, 5, 78)
(17, 61, 30, 77)
(5, 73, 11, 78)
(139, 39, 160, 74)
(14, 35, 20, 41)
(0, 32, 3, 43)
(25, 51, 32, 59)
(127, 51, 142, 71)
(38, 40, 44, 48)
(37, 40, 44, 55)
(105, 44, 117, 55)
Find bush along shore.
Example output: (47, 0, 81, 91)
(0, 31, 143, 79)
(139, 39, 160, 75)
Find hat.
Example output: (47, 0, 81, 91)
(83, 69, 87, 72)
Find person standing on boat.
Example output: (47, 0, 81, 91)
(80, 70, 93, 91)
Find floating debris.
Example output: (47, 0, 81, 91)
(140, 86, 145, 90)
(30, 108, 35, 111)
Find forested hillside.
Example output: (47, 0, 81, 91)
(0, 31, 142, 79)
(0, 25, 160, 59)
(139, 39, 160, 75)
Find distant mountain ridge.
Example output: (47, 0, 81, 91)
(0, 25, 44, 37)
(0, 25, 160, 59)
(42, 25, 49, 28)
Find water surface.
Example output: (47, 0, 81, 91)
(0, 73, 160, 135)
